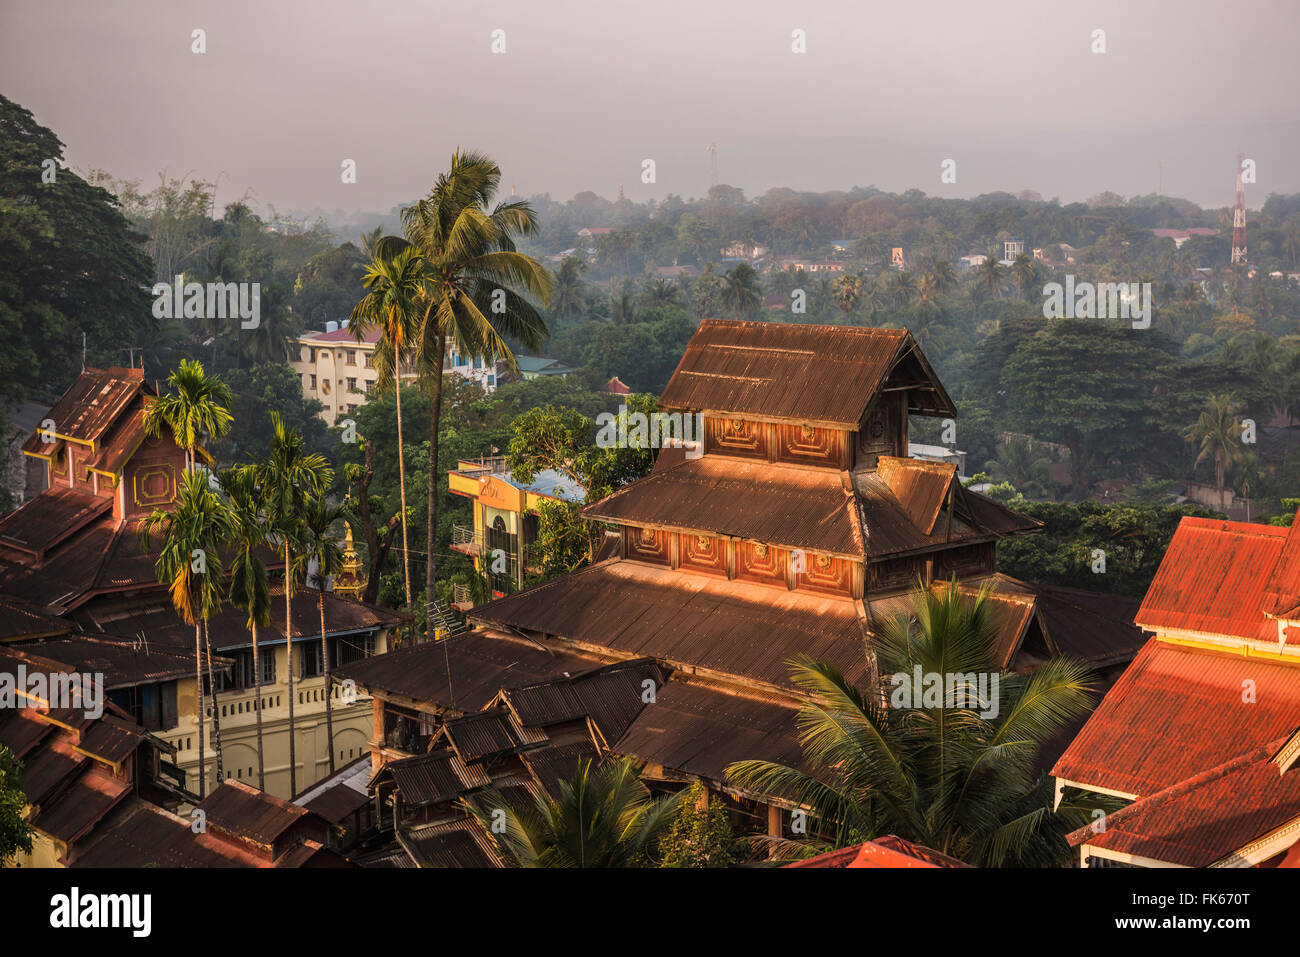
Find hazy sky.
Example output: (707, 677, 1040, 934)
(2, 0, 1297, 217)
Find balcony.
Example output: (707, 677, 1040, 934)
(451, 524, 483, 557)
(451, 582, 474, 612)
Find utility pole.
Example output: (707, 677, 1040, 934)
(707, 142, 717, 191)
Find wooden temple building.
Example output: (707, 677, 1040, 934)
(335, 319, 1145, 863)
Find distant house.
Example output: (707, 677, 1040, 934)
(577, 227, 614, 241)
(829, 239, 855, 253)
(1003, 238, 1025, 260)
(958, 253, 987, 272)
(720, 241, 769, 260)
(606, 376, 631, 396)
(510, 355, 576, 381)
(1150, 227, 1218, 248)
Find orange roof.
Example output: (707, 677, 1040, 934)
(786, 834, 970, 868)
(1070, 736, 1300, 866)
(1052, 638, 1300, 796)
(1136, 516, 1297, 643)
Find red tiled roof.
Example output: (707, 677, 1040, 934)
(306, 326, 379, 344)
(1136, 517, 1292, 642)
(1052, 638, 1300, 796)
(1070, 737, 1300, 866)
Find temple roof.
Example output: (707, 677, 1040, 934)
(583, 453, 1039, 560)
(658, 319, 954, 427)
(20, 366, 149, 453)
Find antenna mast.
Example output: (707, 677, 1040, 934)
(707, 142, 717, 191)
(1231, 152, 1248, 265)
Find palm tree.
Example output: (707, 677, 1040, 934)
(989, 437, 1052, 496)
(722, 263, 762, 318)
(255, 412, 332, 797)
(463, 757, 682, 867)
(143, 359, 233, 473)
(220, 465, 271, 790)
(1009, 254, 1038, 301)
(140, 471, 235, 799)
(299, 495, 347, 776)
(1184, 393, 1247, 493)
(976, 254, 1006, 301)
(888, 270, 916, 308)
(349, 242, 424, 611)
(399, 150, 551, 621)
(550, 257, 587, 321)
(727, 583, 1098, 866)
(833, 273, 862, 313)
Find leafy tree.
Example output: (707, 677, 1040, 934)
(996, 501, 1218, 597)
(0, 745, 32, 865)
(657, 781, 740, 868)
(1002, 320, 1174, 491)
(0, 95, 155, 430)
(212, 362, 330, 466)
(727, 583, 1101, 867)
(464, 757, 682, 867)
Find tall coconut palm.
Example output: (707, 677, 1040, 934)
(399, 150, 551, 623)
(143, 359, 233, 473)
(976, 254, 1006, 301)
(722, 263, 763, 318)
(727, 583, 1099, 866)
(1184, 393, 1247, 493)
(299, 495, 347, 776)
(348, 242, 425, 612)
(463, 756, 681, 867)
(220, 465, 271, 791)
(140, 470, 235, 799)
(550, 256, 588, 321)
(1009, 254, 1038, 301)
(833, 273, 862, 313)
(255, 412, 332, 797)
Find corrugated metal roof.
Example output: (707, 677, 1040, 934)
(378, 749, 492, 807)
(199, 779, 315, 846)
(612, 679, 807, 787)
(584, 456, 864, 556)
(786, 834, 971, 868)
(1137, 517, 1289, 642)
(520, 741, 601, 797)
(875, 456, 954, 536)
(336, 632, 598, 715)
(659, 319, 953, 426)
(439, 706, 547, 763)
(20, 366, 147, 449)
(504, 659, 665, 744)
(398, 818, 503, 868)
(471, 559, 874, 691)
(0, 486, 111, 560)
(1070, 738, 1300, 866)
(1052, 638, 1300, 797)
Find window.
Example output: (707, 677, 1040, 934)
(347, 350, 357, 365)
(347, 377, 357, 392)
(364, 379, 374, 394)
(335, 633, 376, 667)
(300, 639, 324, 679)
(309, 348, 317, 362)
(300, 347, 308, 362)
(364, 353, 375, 369)
(310, 374, 318, 390)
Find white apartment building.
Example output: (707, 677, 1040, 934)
(291, 321, 498, 427)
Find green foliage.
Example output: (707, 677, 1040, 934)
(213, 362, 330, 465)
(0, 95, 155, 425)
(463, 756, 682, 867)
(657, 782, 740, 868)
(996, 501, 1219, 597)
(726, 584, 1102, 867)
(0, 745, 32, 865)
